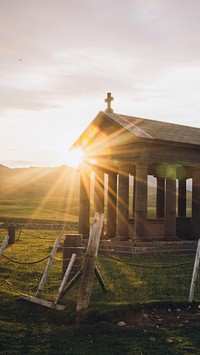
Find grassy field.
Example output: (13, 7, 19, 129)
(0, 164, 79, 224)
(0, 196, 79, 223)
(1, 228, 200, 354)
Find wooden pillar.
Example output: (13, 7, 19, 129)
(117, 168, 129, 239)
(192, 169, 200, 239)
(156, 177, 165, 218)
(178, 179, 187, 217)
(134, 165, 148, 240)
(132, 175, 136, 218)
(76, 212, 104, 313)
(94, 168, 104, 213)
(78, 164, 90, 238)
(107, 172, 117, 238)
(164, 171, 177, 239)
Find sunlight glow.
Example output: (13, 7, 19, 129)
(66, 148, 84, 169)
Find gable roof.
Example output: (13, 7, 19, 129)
(105, 112, 200, 146)
(72, 111, 200, 150)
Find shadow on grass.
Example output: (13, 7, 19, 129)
(1, 296, 200, 354)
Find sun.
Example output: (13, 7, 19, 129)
(66, 148, 84, 169)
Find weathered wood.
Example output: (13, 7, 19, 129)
(20, 293, 66, 311)
(58, 258, 108, 303)
(55, 253, 77, 304)
(36, 237, 60, 298)
(8, 226, 15, 245)
(94, 265, 108, 292)
(59, 269, 83, 299)
(76, 212, 104, 312)
(189, 239, 200, 302)
(62, 234, 82, 280)
(0, 235, 10, 256)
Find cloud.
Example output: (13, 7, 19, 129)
(0, 0, 200, 112)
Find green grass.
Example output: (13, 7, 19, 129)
(1, 309, 200, 355)
(0, 196, 79, 223)
(1, 229, 200, 353)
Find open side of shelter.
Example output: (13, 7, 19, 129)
(72, 93, 200, 242)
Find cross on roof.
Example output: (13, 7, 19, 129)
(105, 92, 114, 113)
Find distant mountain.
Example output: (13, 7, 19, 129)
(0, 164, 79, 198)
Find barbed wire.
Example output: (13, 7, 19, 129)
(99, 252, 194, 269)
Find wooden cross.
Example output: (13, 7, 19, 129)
(105, 92, 114, 113)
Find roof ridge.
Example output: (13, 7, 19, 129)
(119, 113, 199, 131)
(105, 112, 152, 138)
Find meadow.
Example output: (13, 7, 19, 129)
(1, 227, 200, 354)
(0, 164, 198, 354)
(0, 164, 79, 224)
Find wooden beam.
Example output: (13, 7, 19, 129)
(0, 235, 10, 256)
(189, 239, 200, 302)
(55, 253, 77, 304)
(94, 265, 108, 293)
(20, 293, 66, 311)
(76, 212, 104, 312)
(36, 237, 60, 298)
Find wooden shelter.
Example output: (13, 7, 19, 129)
(72, 93, 200, 241)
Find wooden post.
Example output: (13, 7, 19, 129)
(36, 237, 60, 298)
(62, 234, 82, 281)
(0, 235, 10, 256)
(76, 212, 104, 312)
(8, 226, 15, 245)
(94, 265, 108, 292)
(60, 269, 83, 298)
(55, 253, 77, 304)
(189, 239, 200, 302)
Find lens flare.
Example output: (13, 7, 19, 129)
(66, 148, 84, 169)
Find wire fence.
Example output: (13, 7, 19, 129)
(0, 224, 200, 306)
(0, 222, 78, 231)
(92, 253, 199, 305)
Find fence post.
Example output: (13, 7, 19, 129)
(0, 235, 10, 256)
(8, 226, 15, 245)
(76, 212, 104, 313)
(55, 253, 77, 304)
(62, 234, 83, 281)
(189, 239, 200, 302)
(36, 237, 60, 298)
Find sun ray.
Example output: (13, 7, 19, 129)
(66, 148, 84, 169)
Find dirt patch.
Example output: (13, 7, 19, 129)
(113, 303, 200, 329)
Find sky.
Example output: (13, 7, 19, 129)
(1, 0, 200, 168)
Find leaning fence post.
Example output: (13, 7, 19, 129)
(189, 239, 200, 302)
(55, 253, 77, 305)
(8, 226, 15, 245)
(76, 212, 104, 313)
(62, 234, 82, 281)
(0, 235, 10, 256)
(35, 237, 60, 298)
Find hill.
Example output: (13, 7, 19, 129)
(0, 164, 79, 198)
(0, 165, 80, 223)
